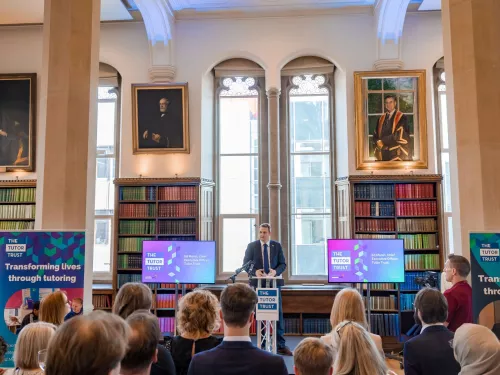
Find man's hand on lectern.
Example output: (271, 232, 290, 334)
(256, 269, 265, 277)
(268, 269, 277, 277)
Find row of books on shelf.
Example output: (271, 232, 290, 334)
(120, 204, 156, 218)
(405, 254, 440, 270)
(355, 201, 394, 217)
(400, 294, 416, 311)
(93, 295, 112, 308)
(355, 219, 394, 232)
(158, 221, 196, 235)
(395, 184, 435, 199)
(0, 188, 36, 202)
(0, 221, 35, 230)
(119, 237, 154, 253)
(0, 204, 35, 219)
(159, 318, 176, 334)
(159, 186, 197, 201)
(355, 234, 395, 239)
(118, 274, 142, 287)
(400, 271, 441, 291)
(119, 220, 156, 235)
(118, 221, 196, 235)
(396, 201, 437, 216)
(369, 314, 400, 336)
(118, 255, 142, 269)
(363, 283, 397, 290)
(303, 319, 331, 334)
(354, 184, 394, 200)
(158, 283, 199, 289)
(158, 203, 197, 218)
(284, 318, 301, 334)
(363, 296, 397, 310)
(156, 294, 181, 308)
(397, 218, 437, 232)
(399, 234, 438, 249)
(120, 187, 156, 201)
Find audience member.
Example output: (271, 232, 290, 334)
(294, 337, 334, 375)
(453, 323, 500, 375)
(39, 291, 70, 327)
(165, 289, 222, 375)
(443, 255, 472, 332)
(403, 287, 460, 375)
(321, 288, 384, 358)
(332, 320, 394, 375)
(5, 322, 56, 375)
(187, 283, 288, 375)
(64, 298, 83, 321)
(121, 311, 161, 375)
(45, 311, 129, 375)
(113, 282, 175, 375)
(0, 335, 7, 375)
(20, 301, 40, 330)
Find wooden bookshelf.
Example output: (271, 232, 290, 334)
(0, 180, 36, 230)
(92, 287, 113, 311)
(336, 175, 444, 341)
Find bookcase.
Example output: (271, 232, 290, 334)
(92, 286, 113, 311)
(336, 175, 444, 341)
(0, 179, 36, 230)
(113, 177, 214, 335)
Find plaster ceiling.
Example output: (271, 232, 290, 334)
(0, 0, 133, 25)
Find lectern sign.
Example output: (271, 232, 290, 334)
(256, 288, 279, 321)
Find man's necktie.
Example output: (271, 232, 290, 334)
(263, 244, 270, 274)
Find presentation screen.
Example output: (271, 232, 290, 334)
(327, 239, 404, 283)
(142, 241, 216, 284)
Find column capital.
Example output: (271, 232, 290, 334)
(266, 87, 281, 98)
(267, 183, 282, 190)
(149, 65, 177, 83)
(373, 59, 404, 71)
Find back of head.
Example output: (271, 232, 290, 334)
(414, 287, 448, 324)
(220, 283, 257, 327)
(121, 310, 160, 375)
(333, 321, 387, 375)
(330, 288, 367, 330)
(447, 254, 471, 278)
(177, 289, 220, 338)
(0, 335, 7, 364)
(113, 282, 152, 319)
(33, 301, 40, 311)
(15, 322, 56, 370)
(294, 337, 334, 375)
(40, 291, 67, 326)
(453, 323, 500, 375)
(46, 310, 130, 375)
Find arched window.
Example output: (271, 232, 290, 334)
(214, 59, 266, 276)
(93, 63, 121, 280)
(433, 58, 453, 254)
(281, 57, 335, 279)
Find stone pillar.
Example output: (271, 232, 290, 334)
(267, 88, 281, 241)
(37, 0, 100, 312)
(442, 0, 500, 256)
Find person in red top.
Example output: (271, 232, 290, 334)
(443, 254, 473, 332)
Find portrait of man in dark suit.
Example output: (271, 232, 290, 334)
(133, 83, 189, 154)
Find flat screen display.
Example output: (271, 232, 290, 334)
(327, 239, 405, 283)
(142, 241, 216, 284)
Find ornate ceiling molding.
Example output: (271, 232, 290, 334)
(134, 0, 174, 45)
(375, 0, 411, 44)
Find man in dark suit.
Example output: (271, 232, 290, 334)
(140, 97, 183, 149)
(403, 287, 460, 375)
(187, 283, 288, 375)
(243, 223, 291, 356)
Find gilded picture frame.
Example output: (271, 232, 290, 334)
(0, 73, 36, 172)
(132, 83, 190, 154)
(354, 70, 428, 170)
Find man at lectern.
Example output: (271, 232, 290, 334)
(243, 223, 292, 356)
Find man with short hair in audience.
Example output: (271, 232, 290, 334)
(403, 287, 460, 375)
(20, 301, 40, 330)
(64, 297, 83, 321)
(443, 254, 472, 332)
(121, 310, 160, 375)
(294, 337, 333, 375)
(187, 283, 288, 375)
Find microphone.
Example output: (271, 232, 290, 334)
(226, 260, 255, 283)
(235, 260, 254, 274)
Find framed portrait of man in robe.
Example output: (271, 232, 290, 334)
(0, 74, 36, 171)
(354, 70, 428, 170)
(132, 83, 189, 154)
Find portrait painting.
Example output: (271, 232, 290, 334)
(132, 83, 189, 154)
(0, 74, 36, 171)
(354, 70, 428, 170)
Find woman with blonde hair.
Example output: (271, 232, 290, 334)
(112, 282, 175, 375)
(332, 320, 395, 375)
(453, 323, 500, 375)
(39, 291, 70, 326)
(321, 288, 384, 358)
(165, 289, 222, 375)
(5, 322, 56, 375)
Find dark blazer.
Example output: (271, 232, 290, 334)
(152, 343, 176, 375)
(403, 325, 460, 375)
(187, 341, 288, 375)
(243, 240, 286, 287)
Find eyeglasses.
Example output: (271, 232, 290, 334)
(336, 320, 354, 337)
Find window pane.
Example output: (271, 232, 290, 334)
(291, 214, 331, 275)
(93, 218, 112, 273)
(220, 155, 258, 214)
(291, 154, 331, 214)
(441, 152, 452, 212)
(290, 95, 330, 152)
(447, 216, 454, 254)
(97, 102, 116, 155)
(222, 217, 256, 272)
(438, 93, 449, 149)
(95, 157, 115, 214)
(219, 97, 258, 155)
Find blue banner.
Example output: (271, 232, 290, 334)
(0, 231, 85, 368)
